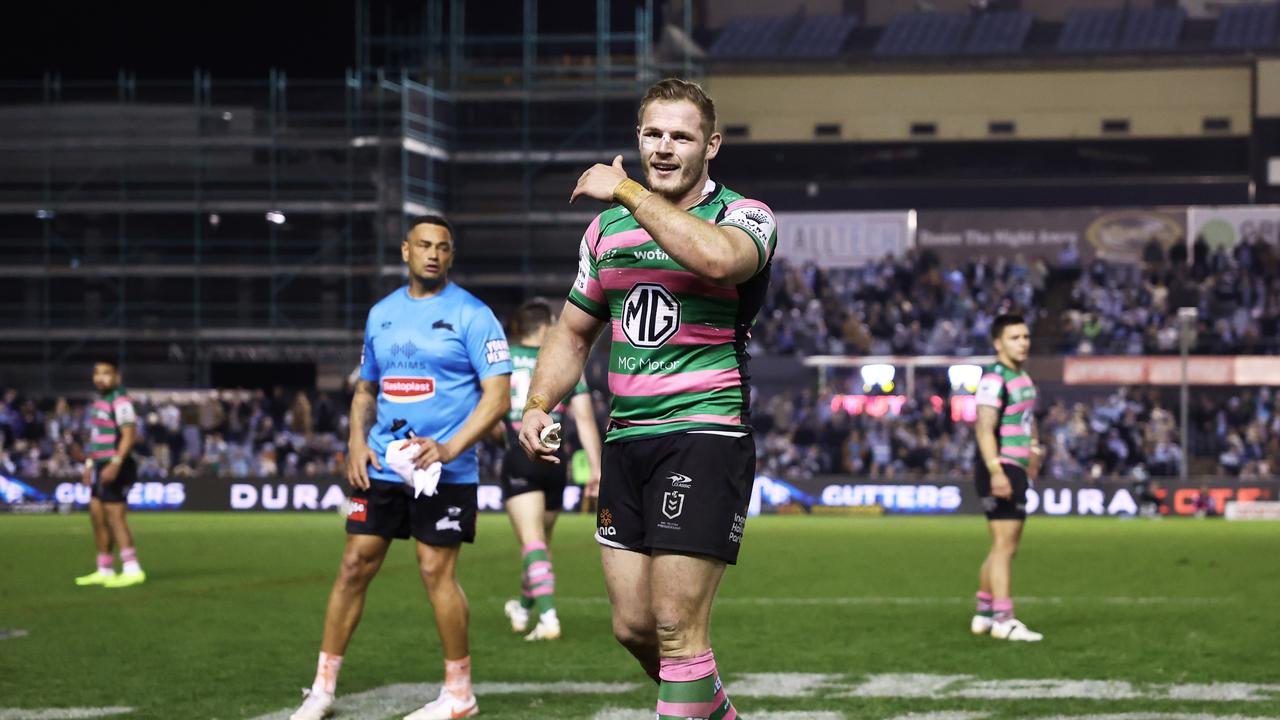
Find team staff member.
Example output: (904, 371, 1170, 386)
(290, 215, 512, 720)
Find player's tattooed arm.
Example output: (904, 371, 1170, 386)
(345, 380, 382, 489)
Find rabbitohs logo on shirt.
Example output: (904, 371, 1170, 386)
(622, 283, 681, 348)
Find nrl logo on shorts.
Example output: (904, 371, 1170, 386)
(662, 490, 685, 520)
(622, 283, 681, 348)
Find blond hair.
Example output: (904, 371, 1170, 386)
(637, 78, 717, 141)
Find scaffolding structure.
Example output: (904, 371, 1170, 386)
(0, 0, 702, 392)
(0, 70, 449, 391)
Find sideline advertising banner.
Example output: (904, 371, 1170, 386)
(750, 475, 1277, 518)
(916, 207, 1184, 266)
(774, 210, 914, 268)
(2, 475, 586, 514)
(6, 474, 1275, 519)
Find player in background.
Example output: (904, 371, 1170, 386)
(289, 215, 512, 720)
(971, 313, 1045, 642)
(74, 360, 146, 588)
(520, 78, 776, 720)
(498, 298, 602, 641)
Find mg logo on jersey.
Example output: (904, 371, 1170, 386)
(662, 491, 685, 520)
(381, 377, 436, 403)
(622, 283, 681, 348)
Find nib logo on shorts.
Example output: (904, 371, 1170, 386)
(666, 472, 693, 489)
(597, 507, 617, 536)
(347, 499, 368, 522)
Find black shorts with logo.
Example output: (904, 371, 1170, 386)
(596, 431, 755, 565)
(975, 462, 1030, 521)
(500, 447, 567, 511)
(91, 457, 137, 504)
(345, 480, 477, 546)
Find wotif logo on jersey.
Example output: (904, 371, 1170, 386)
(381, 376, 436, 403)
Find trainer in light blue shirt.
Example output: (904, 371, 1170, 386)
(359, 281, 513, 485)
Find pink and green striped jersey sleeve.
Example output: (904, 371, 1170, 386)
(567, 214, 608, 321)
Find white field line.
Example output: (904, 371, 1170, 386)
(0, 709, 134, 720)
(544, 596, 1227, 607)
(593, 707, 844, 712)
(249, 681, 641, 720)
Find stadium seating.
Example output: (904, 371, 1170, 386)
(782, 15, 859, 58)
(1055, 8, 1123, 53)
(962, 11, 1034, 55)
(1212, 2, 1280, 49)
(1117, 6, 1186, 52)
(709, 15, 796, 57)
(874, 13, 971, 56)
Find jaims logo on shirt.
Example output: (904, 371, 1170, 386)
(381, 377, 436, 403)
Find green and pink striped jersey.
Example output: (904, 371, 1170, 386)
(506, 344, 589, 444)
(566, 180, 777, 443)
(88, 387, 137, 466)
(974, 362, 1038, 469)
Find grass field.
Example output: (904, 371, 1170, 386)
(1, 512, 1278, 720)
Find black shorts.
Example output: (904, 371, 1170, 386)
(345, 480, 477, 546)
(975, 462, 1030, 521)
(91, 458, 137, 504)
(596, 431, 755, 565)
(500, 448, 567, 511)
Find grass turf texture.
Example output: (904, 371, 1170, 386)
(1, 513, 1277, 719)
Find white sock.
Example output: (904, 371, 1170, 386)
(540, 609, 558, 623)
(123, 560, 142, 574)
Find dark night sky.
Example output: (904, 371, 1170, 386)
(3, 1, 357, 80)
(2, 1, 629, 81)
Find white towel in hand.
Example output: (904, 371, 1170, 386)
(385, 439, 442, 498)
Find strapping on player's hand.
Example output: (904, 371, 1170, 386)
(518, 409, 561, 465)
(570, 155, 628, 204)
(346, 441, 381, 491)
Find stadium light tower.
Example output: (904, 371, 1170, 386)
(1177, 306, 1199, 481)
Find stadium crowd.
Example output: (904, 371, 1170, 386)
(754, 252, 1047, 356)
(758, 236, 1280, 357)
(4, 381, 1279, 483)
(754, 381, 1280, 485)
(1059, 237, 1280, 355)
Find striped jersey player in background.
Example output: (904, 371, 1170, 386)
(971, 312, 1045, 642)
(519, 78, 777, 720)
(498, 298, 602, 642)
(74, 360, 146, 588)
